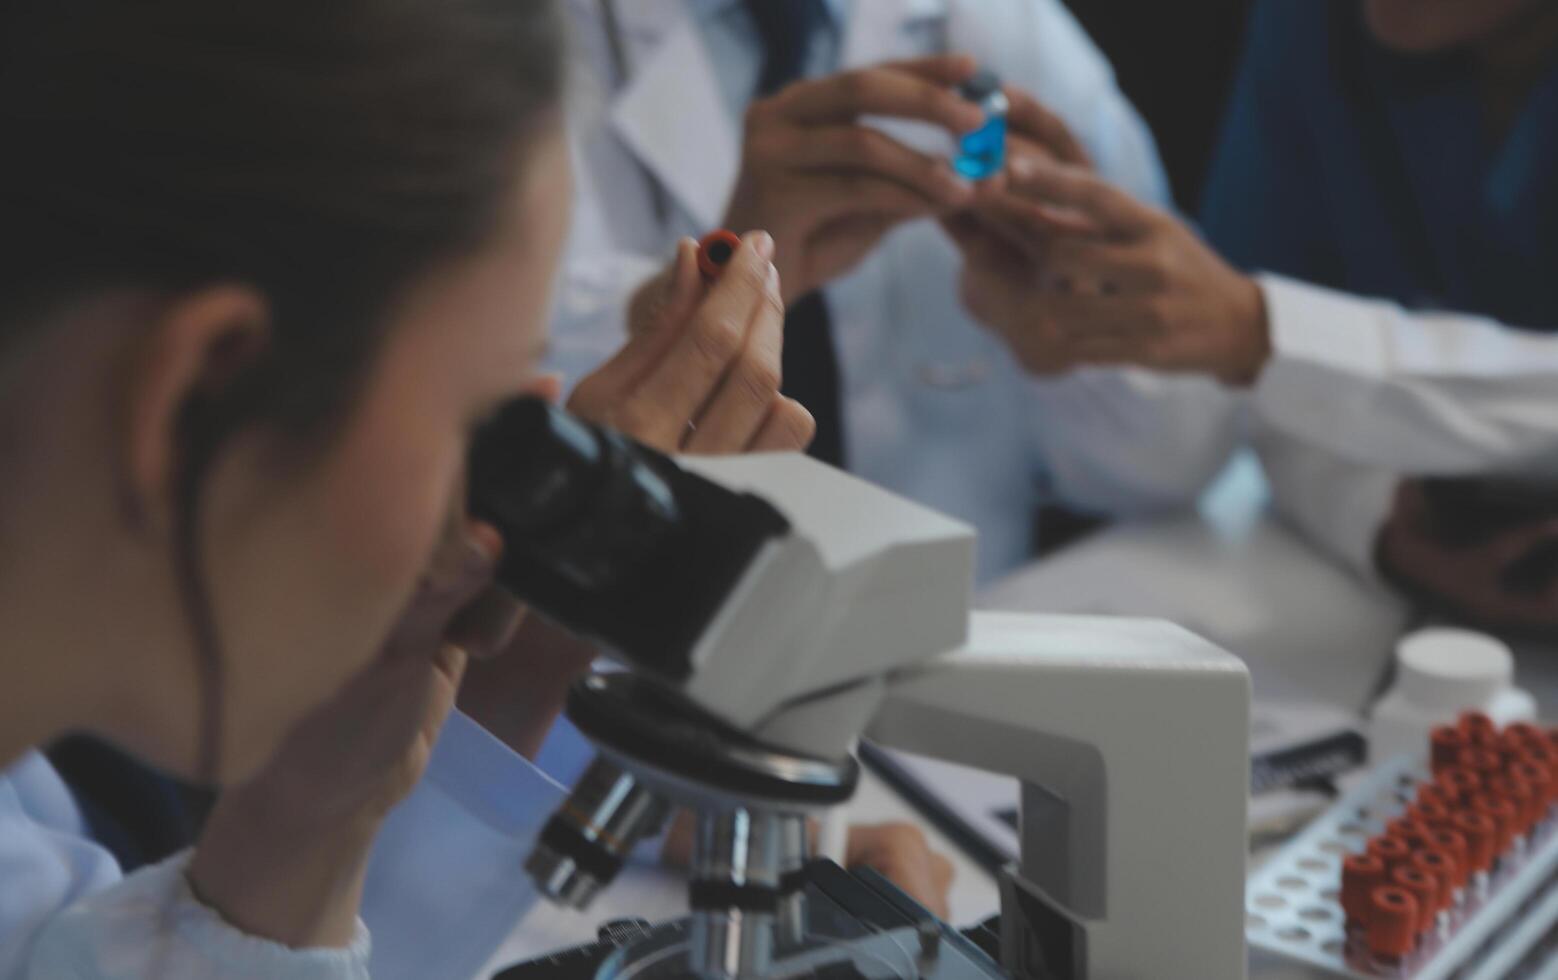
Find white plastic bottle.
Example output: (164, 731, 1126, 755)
(1367, 628, 1538, 762)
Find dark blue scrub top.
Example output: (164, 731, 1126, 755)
(1201, 0, 1558, 329)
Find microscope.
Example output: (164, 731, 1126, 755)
(468, 399, 1252, 980)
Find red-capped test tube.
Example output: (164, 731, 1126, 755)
(696, 229, 743, 282)
(1367, 887, 1420, 960)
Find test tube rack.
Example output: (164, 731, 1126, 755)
(1247, 719, 1558, 979)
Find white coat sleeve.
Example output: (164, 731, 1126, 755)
(1253, 274, 1558, 474)
(0, 754, 122, 980)
(1255, 426, 1400, 580)
(4, 753, 370, 980)
(1027, 370, 1249, 516)
(26, 852, 369, 980)
(358, 711, 575, 980)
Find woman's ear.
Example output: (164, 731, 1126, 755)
(119, 286, 272, 534)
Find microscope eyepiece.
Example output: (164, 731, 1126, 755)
(466, 397, 790, 681)
(467, 398, 681, 592)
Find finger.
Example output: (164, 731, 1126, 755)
(941, 214, 1047, 331)
(957, 201, 1051, 265)
(789, 125, 974, 209)
(1005, 156, 1156, 237)
(575, 241, 701, 423)
(805, 172, 948, 224)
(875, 52, 980, 86)
(523, 373, 564, 405)
(446, 585, 526, 661)
(660, 810, 696, 869)
(385, 522, 503, 662)
(1482, 522, 1558, 570)
(1004, 87, 1090, 167)
(420, 521, 504, 618)
(933, 851, 955, 888)
(977, 133, 1051, 199)
(973, 189, 1101, 242)
(1038, 237, 1171, 295)
(630, 233, 780, 444)
(431, 640, 471, 691)
(1040, 291, 1162, 342)
(778, 63, 986, 133)
(747, 397, 817, 452)
(654, 237, 706, 336)
(683, 270, 784, 453)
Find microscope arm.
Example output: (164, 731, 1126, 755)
(867, 611, 1251, 980)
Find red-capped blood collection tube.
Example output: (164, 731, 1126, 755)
(1369, 834, 1413, 871)
(1453, 811, 1499, 877)
(1408, 800, 1455, 831)
(1417, 780, 1459, 812)
(1341, 853, 1388, 924)
(1437, 768, 1482, 806)
(1459, 712, 1497, 746)
(1431, 725, 1466, 773)
(1391, 866, 1438, 934)
(1472, 795, 1519, 855)
(1367, 887, 1419, 959)
(1511, 760, 1554, 810)
(1425, 828, 1470, 890)
(1458, 747, 1504, 780)
(1411, 850, 1457, 916)
(1488, 774, 1539, 834)
(1387, 816, 1435, 849)
(696, 229, 742, 282)
(1524, 742, 1558, 783)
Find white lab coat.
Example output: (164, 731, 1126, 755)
(1251, 274, 1558, 576)
(554, 0, 1244, 583)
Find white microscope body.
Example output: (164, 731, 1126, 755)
(639, 454, 1251, 979)
(517, 443, 1250, 979)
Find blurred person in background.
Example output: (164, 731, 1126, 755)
(952, 0, 1558, 634)
(552, 0, 1246, 588)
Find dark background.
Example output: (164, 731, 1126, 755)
(1059, 0, 1255, 213)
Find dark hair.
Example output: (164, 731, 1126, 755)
(0, 0, 564, 783)
(0, 0, 564, 430)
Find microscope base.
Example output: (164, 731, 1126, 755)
(494, 860, 1007, 980)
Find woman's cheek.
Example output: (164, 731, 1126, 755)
(323, 407, 464, 627)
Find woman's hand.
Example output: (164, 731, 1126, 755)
(576, 233, 815, 454)
(188, 518, 523, 948)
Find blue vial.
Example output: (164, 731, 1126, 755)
(953, 69, 1008, 180)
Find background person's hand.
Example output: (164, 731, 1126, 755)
(845, 822, 956, 919)
(189, 515, 524, 947)
(953, 156, 1268, 383)
(977, 85, 1092, 182)
(724, 55, 984, 303)
(939, 89, 1104, 374)
(1377, 481, 1558, 635)
(571, 233, 815, 454)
